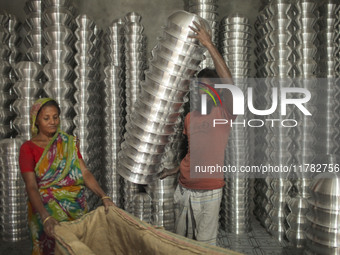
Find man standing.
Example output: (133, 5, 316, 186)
(160, 21, 235, 246)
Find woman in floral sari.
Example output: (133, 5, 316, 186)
(19, 98, 115, 255)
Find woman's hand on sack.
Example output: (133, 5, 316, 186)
(43, 216, 59, 238)
(188, 21, 213, 48)
(102, 198, 116, 214)
(160, 166, 180, 180)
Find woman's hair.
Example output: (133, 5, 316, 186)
(36, 100, 61, 120)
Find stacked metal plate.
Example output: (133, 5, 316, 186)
(73, 14, 102, 210)
(131, 192, 152, 224)
(12, 61, 43, 140)
(305, 169, 340, 255)
(23, 0, 45, 65)
(218, 14, 253, 234)
(42, 0, 75, 134)
(124, 12, 146, 119)
(0, 13, 15, 139)
(117, 11, 208, 184)
(188, 0, 218, 69)
(0, 138, 28, 241)
(103, 65, 124, 207)
(146, 175, 177, 232)
(188, 0, 218, 60)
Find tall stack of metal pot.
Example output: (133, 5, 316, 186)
(188, 0, 218, 69)
(219, 14, 253, 234)
(43, 0, 75, 134)
(253, 0, 296, 239)
(103, 65, 124, 206)
(12, 61, 43, 140)
(0, 138, 28, 241)
(286, 0, 320, 247)
(117, 11, 208, 185)
(73, 14, 103, 210)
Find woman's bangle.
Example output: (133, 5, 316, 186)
(42, 216, 53, 225)
(101, 196, 111, 200)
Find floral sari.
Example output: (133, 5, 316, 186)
(28, 130, 88, 255)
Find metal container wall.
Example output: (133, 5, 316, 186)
(73, 14, 102, 210)
(42, 0, 75, 134)
(147, 175, 177, 232)
(23, 0, 45, 65)
(188, 0, 218, 69)
(219, 14, 253, 234)
(12, 61, 43, 140)
(305, 169, 340, 255)
(117, 11, 207, 185)
(0, 138, 28, 242)
(0, 13, 16, 139)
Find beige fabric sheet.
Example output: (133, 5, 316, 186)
(54, 206, 242, 255)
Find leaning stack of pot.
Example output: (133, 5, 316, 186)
(0, 138, 28, 241)
(305, 170, 340, 255)
(219, 14, 253, 234)
(117, 11, 207, 185)
(12, 61, 43, 140)
(188, 0, 218, 69)
(42, 0, 75, 134)
(0, 13, 15, 139)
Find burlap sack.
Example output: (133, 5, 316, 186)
(54, 206, 241, 255)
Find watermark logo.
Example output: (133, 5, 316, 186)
(200, 83, 312, 116)
(198, 82, 223, 115)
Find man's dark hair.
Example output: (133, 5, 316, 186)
(197, 68, 219, 79)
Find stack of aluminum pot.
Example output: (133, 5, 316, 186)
(12, 61, 43, 140)
(0, 138, 28, 241)
(42, 0, 75, 134)
(219, 14, 253, 234)
(117, 11, 207, 185)
(188, 0, 218, 68)
(0, 13, 15, 139)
